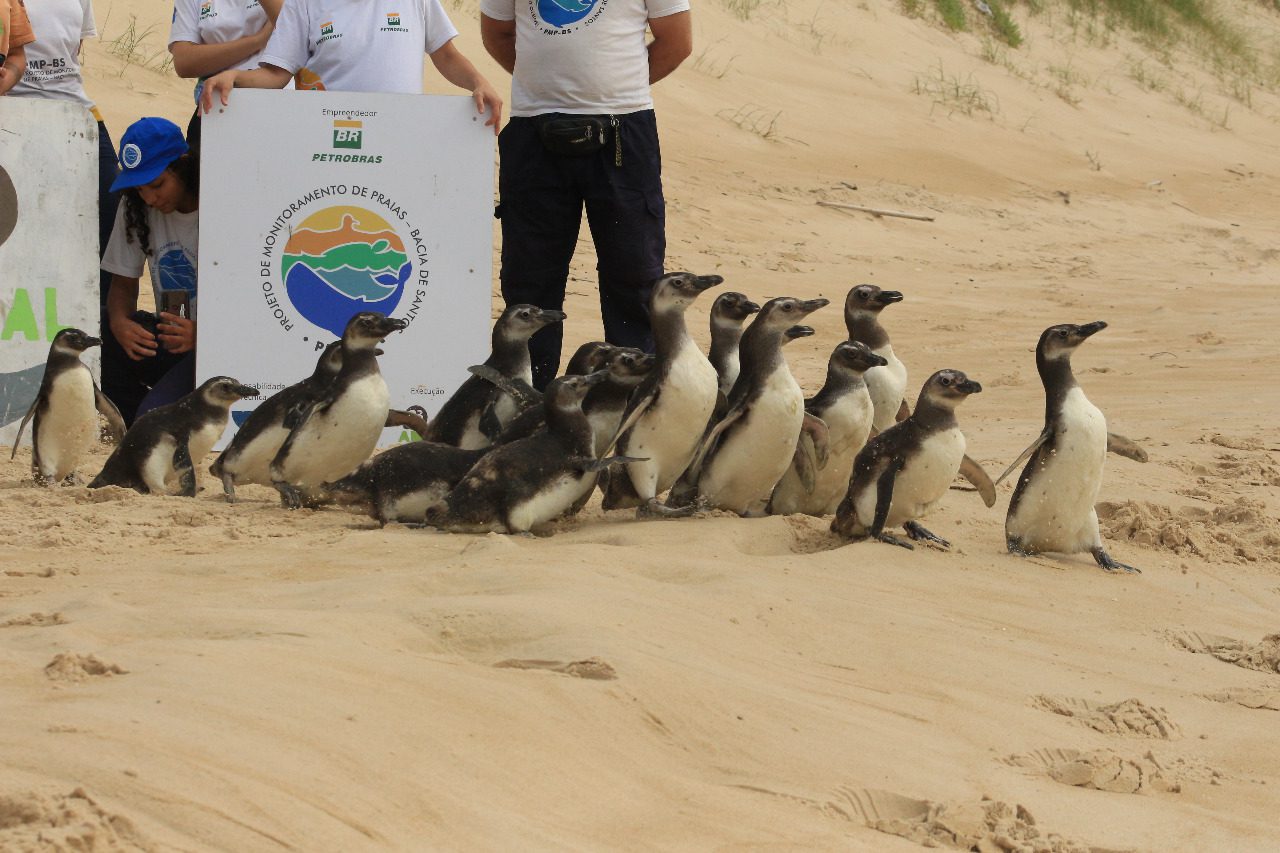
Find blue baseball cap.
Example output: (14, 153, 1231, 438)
(110, 117, 189, 193)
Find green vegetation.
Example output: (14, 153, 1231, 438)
(935, 0, 969, 30)
(989, 0, 1026, 45)
(912, 62, 1000, 116)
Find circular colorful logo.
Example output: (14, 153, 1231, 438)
(121, 143, 143, 169)
(539, 0, 599, 28)
(281, 206, 410, 337)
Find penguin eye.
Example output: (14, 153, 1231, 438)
(1057, 329, 1068, 338)
(857, 291, 869, 300)
(940, 377, 952, 387)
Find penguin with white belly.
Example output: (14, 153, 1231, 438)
(832, 369, 981, 548)
(844, 284, 908, 431)
(770, 340, 887, 517)
(1001, 321, 1142, 573)
(708, 291, 761, 407)
(11, 328, 125, 485)
(90, 377, 258, 495)
(269, 312, 406, 508)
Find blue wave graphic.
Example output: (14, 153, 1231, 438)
(540, 0, 597, 27)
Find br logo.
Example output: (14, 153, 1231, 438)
(333, 119, 362, 149)
(281, 206, 410, 337)
(539, 0, 599, 28)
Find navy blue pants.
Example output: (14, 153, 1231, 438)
(497, 110, 666, 389)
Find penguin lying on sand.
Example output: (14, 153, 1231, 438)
(324, 442, 487, 526)
(11, 328, 125, 485)
(1000, 321, 1143, 573)
(425, 371, 639, 534)
(270, 312, 406, 508)
(770, 340, 887, 517)
(425, 304, 565, 449)
(832, 369, 982, 548)
(90, 376, 258, 495)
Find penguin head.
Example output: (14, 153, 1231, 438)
(199, 377, 261, 406)
(831, 340, 888, 375)
(756, 296, 829, 334)
(566, 341, 616, 376)
(921, 369, 981, 410)
(844, 284, 903, 318)
(608, 348, 656, 383)
(343, 312, 408, 350)
(711, 291, 761, 327)
(499, 304, 567, 342)
(1038, 321, 1107, 363)
(546, 370, 606, 411)
(51, 328, 101, 355)
(650, 272, 724, 313)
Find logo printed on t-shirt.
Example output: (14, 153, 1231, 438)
(318, 20, 341, 43)
(534, 0, 604, 33)
(380, 12, 408, 32)
(200, 0, 215, 19)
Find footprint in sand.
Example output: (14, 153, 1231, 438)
(0, 787, 154, 851)
(1032, 696, 1181, 739)
(824, 787, 1109, 852)
(1169, 631, 1280, 675)
(492, 657, 617, 680)
(1, 612, 67, 628)
(44, 653, 128, 683)
(1002, 747, 1220, 795)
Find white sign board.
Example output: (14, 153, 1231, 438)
(200, 90, 493, 447)
(0, 99, 100, 446)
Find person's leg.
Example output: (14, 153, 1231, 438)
(497, 118, 584, 389)
(583, 111, 666, 355)
(134, 353, 196, 420)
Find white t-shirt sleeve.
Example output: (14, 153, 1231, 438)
(169, 0, 200, 46)
(259, 0, 311, 73)
(646, 0, 691, 17)
(81, 0, 97, 39)
(478, 0, 516, 22)
(101, 204, 147, 280)
(423, 0, 459, 55)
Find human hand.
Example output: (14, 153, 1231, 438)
(201, 69, 238, 114)
(473, 80, 503, 135)
(0, 67, 11, 96)
(112, 316, 159, 361)
(157, 312, 196, 354)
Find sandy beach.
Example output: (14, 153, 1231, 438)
(2, 0, 1279, 849)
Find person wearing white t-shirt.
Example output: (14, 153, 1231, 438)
(101, 118, 202, 423)
(200, 0, 502, 131)
(168, 0, 280, 149)
(480, 0, 693, 389)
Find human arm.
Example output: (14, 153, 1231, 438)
(157, 311, 196, 354)
(0, 45, 25, 95)
(169, 25, 273, 78)
(479, 14, 515, 75)
(260, 0, 283, 23)
(428, 39, 504, 133)
(200, 63, 294, 113)
(106, 276, 159, 361)
(647, 11, 692, 85)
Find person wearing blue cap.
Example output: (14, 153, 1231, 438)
(100, 117, 202, 424)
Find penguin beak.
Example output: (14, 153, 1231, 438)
(693, 274, 724, 292)
(958, 379, 982, 395)
(874, 291, 904, 306)
(865, 352, 889, 368)
(743, 300, 761, 314)
(1078, 320, 1107, 338)
(84, 336, 103, 348)
(799, 298, 830, 315)
(235, 384, 261, 398)
(538, 310, 568, 325)
(583, 368, 610, 386)
(377, 317, 409, 337)
(784, 325, 815, 340)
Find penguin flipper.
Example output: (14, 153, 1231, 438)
(792, 434, 818, 494)
(1106, 432, 1148, 463)
(994, 430, 1050, 487)
(94, 386, 126, 443)
(386, 408, 429, 439)
(685, 404, 746, 487)
(602, 389, 655, 457)
(801, 412, 830, 470)
(869, 457, 905, 539)
(895, 399, 911, 422)
(173, 442, 197, 497)
(282, 398, 319, 431)
(957, 455, 996, 508)
(466, 364, 541, 411)
(478, 402, 505, 442)
(9, 394, 40, 460)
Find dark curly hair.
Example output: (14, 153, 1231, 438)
(122, 151, 200, 257)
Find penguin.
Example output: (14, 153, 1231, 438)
(482, 341, 619, 445)
(425, 371, 635, 534)
(10, 328, 125, 485)
(708, 291, 761, 404)
(1000, 322, 1141, 573)
(583, 347, 656, 457)
(831, 369, 982, 548)
(844, 283, 908, 431)
(424, 304, 566, 449)
(685, 297, 830, 516)
(601, 272, 724, 517)
(324, 442, 487, 526)
(770, 340, 887, 517)
(270, 312, 407, 508)
(89, 376, 259, 495)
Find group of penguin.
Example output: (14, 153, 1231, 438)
(12, 273, 1148, 573)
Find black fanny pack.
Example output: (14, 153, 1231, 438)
(535, 114, 621, 164)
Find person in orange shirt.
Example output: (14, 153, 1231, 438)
(0, 0, 36, 95)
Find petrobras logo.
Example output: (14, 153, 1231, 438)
(200, 0, 214, 20)
(121, 143, 143, 170)
(535, 0, 604, 32)
(387, 13, 401, 26)
(333, 119, 362, 149)
(318, 20, 341, 43)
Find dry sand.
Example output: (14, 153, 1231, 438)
(3, 0, 1280, 849)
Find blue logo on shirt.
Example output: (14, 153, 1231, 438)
(158, 249, 197, 294)
(539, 0, 598, 28)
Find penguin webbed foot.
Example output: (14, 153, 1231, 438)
(905, 521, 950, 549)
(874, 531, 915, 550)
(639, 497, 702, 519)
(1092, 547, 1141, 574)
(274, 481, 304, 509)
(1006, 537, 1033, 558)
